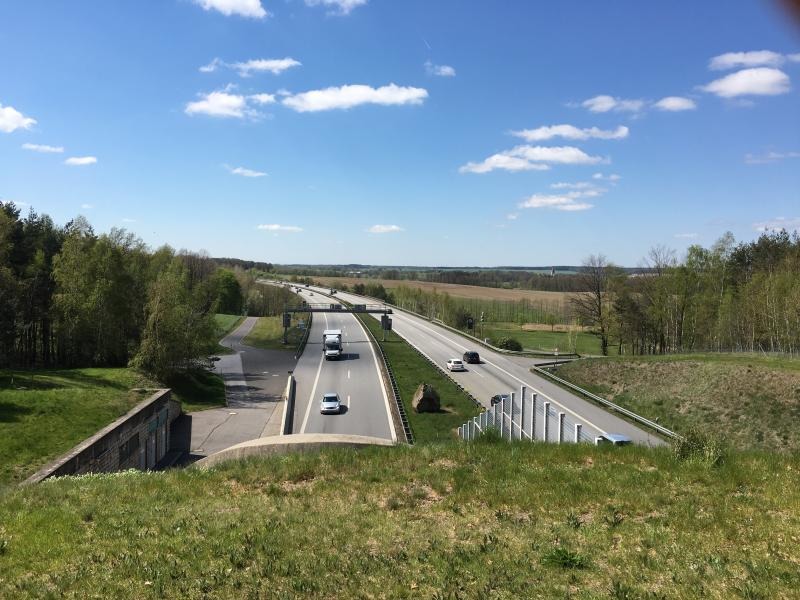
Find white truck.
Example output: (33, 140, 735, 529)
(322, 329, 343, 360)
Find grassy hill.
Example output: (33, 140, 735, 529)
(554, 354, 800, 452)
(0, 441, 797, 598)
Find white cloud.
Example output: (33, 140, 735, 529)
(199, 58, 223, 73)
(282, 83, 428, 112)
(122, 218, 137, 223)
(257, 224, 303, 232)
(592, 172, 621, 181)
(519, 194, 593, 211)
(460, 145, 604, 174)
(709, 50, 785, 70)
(744, 151, 800, 164)
(248, 93, 276, 105)
(232, 58, 302, 77)
(581, 95, 644, 113)
(753, 217, 800, 233)
(424, 61, 456, 77)
(511, 124, 628, 142)
(304, 0, 368, 15)
(64, 156, 97, 166)
(367, 224, 403, 233)
(506, 213, 518, 220)
(0, 103, 37, 133)
(789, 53, 800, 63)
(653, 96, 697, 111)
(22, 143, 64, 153)
(184, 91, 255, 119)
(550, 181, 596, 190)
(226, 165, 268, 177)
(701, 67, 790, 97)
(193, 0, 268, 19)
(674, 233, 698, 239)
(81, 203, 93, 209)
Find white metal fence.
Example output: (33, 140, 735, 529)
(457, 386, 598, 444)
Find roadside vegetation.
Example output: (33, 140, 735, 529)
(481, 322, 608, 355)
(0, 368, 156, 489)
(242, 316, 306, 351)
(0, 442, 797, 598)
(356, 313, 480, 442)
(555, 354, 800, 452)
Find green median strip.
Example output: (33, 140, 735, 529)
(355, 312, 481, 443)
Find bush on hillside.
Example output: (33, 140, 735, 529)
(494, 337, 523, 352)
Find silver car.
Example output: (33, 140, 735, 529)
(320, 393, 342, 415)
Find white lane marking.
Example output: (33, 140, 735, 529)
(472, 369, 485, 379)
(300, 312, 329, 434)
(389, 310, 608, 436)
(347, 369, 351, 379)
(351, 310, 397, 442)
(347, 395, 351, 407)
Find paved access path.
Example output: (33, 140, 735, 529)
(189, 317, 298, 458)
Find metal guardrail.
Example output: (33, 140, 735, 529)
(531, 365, 680, 440)
(281, 375, 296, 435)
(358, 315, 415, 445)
(294, 311, 313, 359)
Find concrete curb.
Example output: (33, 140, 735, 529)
(193, 433, 395, 468)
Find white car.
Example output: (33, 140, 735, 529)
(320, 393, 342, 415)
(446, 359, 466, 372)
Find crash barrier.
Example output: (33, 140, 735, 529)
(294, 311, 313, 359)
(457, 386, 597, 444)
(281, 375, 296, 436)
(531, 365, 680, 440)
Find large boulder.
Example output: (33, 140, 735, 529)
(412, 384, 440, 413)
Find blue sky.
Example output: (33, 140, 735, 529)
(1, 0, 799, 267)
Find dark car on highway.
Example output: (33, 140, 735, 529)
(463, 351, 480, 364)
(490, 394, 510, 406)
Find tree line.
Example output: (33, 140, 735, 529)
(571, 231, 800, 355)
(0, 203, 287, 376)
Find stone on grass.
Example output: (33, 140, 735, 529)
(412, 384, 440, 413)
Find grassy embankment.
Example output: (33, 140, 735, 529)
(0, 442, 797, 598)
(242, 315, 306, 351)
(555, 353, 800, 452)
(209, 313, 246, 355)
(0, 365, 226, 489)
(356, 313, 480, 442)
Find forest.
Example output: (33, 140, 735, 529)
(0, 203, 293, 374)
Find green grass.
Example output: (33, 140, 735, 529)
(0, 368, 157, 490)
(480, 322, 614, 355)
(357, 314, 481, 442)
(242, 315, 305, 351)
(163, 369, 226, 413)
(0, 442, 798, 598)
(555, 354, 800, 452)
(214, 313, 244, 337)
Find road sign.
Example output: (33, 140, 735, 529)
(381, 315, 392, 331)
(282, 313, 291, 327)
(466, 317, 474, 329)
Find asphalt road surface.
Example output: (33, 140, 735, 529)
(190, 317, 297, 457)
(291, 288, 396, 442)
(315, 287, 664, 446)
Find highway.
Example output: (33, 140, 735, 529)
(290, 288, 396, 442)
(311, 286, 664, 446)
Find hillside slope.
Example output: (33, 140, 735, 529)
(1, 442, 797, 598)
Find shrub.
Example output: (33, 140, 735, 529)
(541, 547, 589, 569)
(672, 427, 727, 467)
(494, 337, 523, 351)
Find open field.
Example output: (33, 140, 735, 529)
(242, 316, 305, 351)
(304, 275, 571, 306)
(481, 322, 610, 355)
(555, 354, 800, 452)
(0, 442, 797, 598)
(357, 314, 481, 442)
(0, 369, 157, 489)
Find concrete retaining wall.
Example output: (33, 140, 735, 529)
(24, 389, 186, 484)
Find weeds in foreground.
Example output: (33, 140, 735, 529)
(672, 427, 727, 467)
